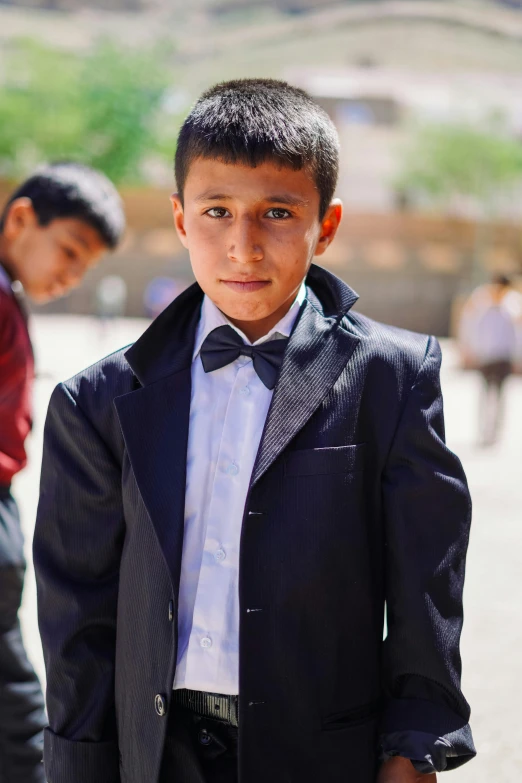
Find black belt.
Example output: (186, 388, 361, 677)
(173, 689, 239, 727)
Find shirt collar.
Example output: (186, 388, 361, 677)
(193, 282, 307, 361)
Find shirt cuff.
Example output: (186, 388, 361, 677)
(379, 698, 476, 773)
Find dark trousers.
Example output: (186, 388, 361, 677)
(479, 360, 512, 445)
(0, 492, 46, 783)
(159, 703, 238, 783)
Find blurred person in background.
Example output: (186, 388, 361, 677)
(0, 162, 124, 783)
(95, 275, 128, 322)
(95, 275, 128, 341)
(143, 275, 185, 319)
(459, 273, 522, 446)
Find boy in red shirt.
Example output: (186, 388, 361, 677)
(0, 162, 125, 782)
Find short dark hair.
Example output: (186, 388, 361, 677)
(0, 162, 125, 249)
(175, 78, 340, 219)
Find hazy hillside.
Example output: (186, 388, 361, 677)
(1, 0, 522, 99)
(1, 0, 522, 14)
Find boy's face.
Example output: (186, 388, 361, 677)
(172, 158, 342, 341)
(2, 199, 108, 303)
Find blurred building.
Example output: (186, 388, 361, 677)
(287, 66, 522, 215)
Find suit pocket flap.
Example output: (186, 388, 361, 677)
(284, 443, 366, 476)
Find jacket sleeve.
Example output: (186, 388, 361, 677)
(380, 336, 476, 774)
(33, 382, 124, 783)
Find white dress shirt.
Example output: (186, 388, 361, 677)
(173, 284, 306, 695)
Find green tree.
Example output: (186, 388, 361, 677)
(0, 40, 83, 175)
(397, 118, 522, 283)
(399, 119, 522, 211)
(0, 38, 175, 184)
(77, 39, 173, 183)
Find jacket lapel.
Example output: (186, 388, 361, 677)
(251, 268, 360, 486)
(114, 370, 191, 587)
(114, 283, 203, 587)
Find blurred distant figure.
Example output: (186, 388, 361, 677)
(95, 275, 128, 321)
(459, 274, 522, 446)
(143, 275, 184, 318)
(0, 162, 124, 782)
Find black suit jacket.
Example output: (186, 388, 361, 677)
(34, 265, 475, 783)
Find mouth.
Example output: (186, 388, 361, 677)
(40, 283, 69, 302)
(221, 279, 271, 293)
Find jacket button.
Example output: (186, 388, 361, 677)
(155, 694, 167, 717)
(168, 600, 174, 622)
(198, 729, 212, 746)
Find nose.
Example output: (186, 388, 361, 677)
(63, 265, 86, 291)
(227, 216, 263, 264)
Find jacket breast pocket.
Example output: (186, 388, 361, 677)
(284, 443, 366, 477)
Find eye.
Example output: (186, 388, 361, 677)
(205, 207, 230, 219)
(62, 247, 78, 261)
(266, 208, 291, 220)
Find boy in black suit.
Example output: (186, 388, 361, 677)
(34, 81, 475, 783)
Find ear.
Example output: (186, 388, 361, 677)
(314, 199, 343, 257)
(170, 193, 189, 250)
(3, 198, 38, 241)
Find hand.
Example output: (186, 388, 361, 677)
(377, 756, 437, 782)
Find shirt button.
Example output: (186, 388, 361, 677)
(226, 462, 239, 476)
(200, 636, 212, 649)
(214, 549, 226, 563)
(239, 385, 251, 396)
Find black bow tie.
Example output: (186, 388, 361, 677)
(200, 325, 288, 390)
